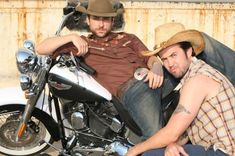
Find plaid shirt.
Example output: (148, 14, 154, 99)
(180, 57, 235, 155)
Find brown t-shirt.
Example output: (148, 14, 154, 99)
(54, 32, 149, 95)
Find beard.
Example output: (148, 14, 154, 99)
(169, 63, 190, 79)
(90, 27, 112, 38)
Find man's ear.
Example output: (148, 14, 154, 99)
(111, 17, 115, 26)
(187, 47, 193, 58)
(86, 16, 90, 26)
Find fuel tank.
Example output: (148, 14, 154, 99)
(48, 64, 112, 102)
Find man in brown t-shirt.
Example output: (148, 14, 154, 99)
(36, 0, 167, 139)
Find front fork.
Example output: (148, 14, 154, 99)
(16, 69, 48, 141)
(51, 95, 67, 149)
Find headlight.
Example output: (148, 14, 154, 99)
(16, 47, 38, 74)
(20, 74, 32, 91)
(23, 39, 35, 51)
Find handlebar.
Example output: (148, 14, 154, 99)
(75, 57, 96, 75)
(56, 10, 75, 36)
(69, 51, 96, 75)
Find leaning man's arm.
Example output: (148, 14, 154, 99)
(126, 76, 210, 156)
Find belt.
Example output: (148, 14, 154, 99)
(117, 67, 148, 98)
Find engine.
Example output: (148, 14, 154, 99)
(60, 99, 131, 155)
(62, 99, 123, 139)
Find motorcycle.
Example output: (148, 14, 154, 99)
(0, 1, 179, 156)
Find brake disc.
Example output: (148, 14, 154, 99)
(0, 118, 36, 148)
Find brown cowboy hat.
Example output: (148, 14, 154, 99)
(142, 23, 205, 56)
(76, 0, 124, 17)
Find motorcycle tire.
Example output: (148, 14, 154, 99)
(0, 104, 53, 156)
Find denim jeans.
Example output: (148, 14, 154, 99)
(119, 79, 163, 139)
(119, 72, 178, 139)
(142, 144, 228, 156)
(198, 32, 235, 86)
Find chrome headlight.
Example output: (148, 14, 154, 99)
(23, 39, 35, 51)
(19, 74, 32, 91)
(16, 47, 38, 74)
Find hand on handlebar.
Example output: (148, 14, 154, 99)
(71, 34, 89, 56)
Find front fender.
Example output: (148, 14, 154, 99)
(0, 86, 51, 113)
(0, 86, 60, 141)
(0, 86, 26, 105)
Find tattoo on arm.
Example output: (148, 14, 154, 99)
(174, 104, 191, 114)
(177, 132, 189, 145)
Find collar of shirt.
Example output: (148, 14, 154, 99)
(87, 32, 119, 43)
(180, 57, 199, 85)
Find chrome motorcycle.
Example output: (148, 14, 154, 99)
(0, 1, 178, 156)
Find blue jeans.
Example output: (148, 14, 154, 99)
(198, 32, 235, 86)
(119, 79, 162, 139)
(142, 144, 228, 156)
(119, 72, 178, 139)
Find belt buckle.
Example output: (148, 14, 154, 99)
(134, 67, 149, 80)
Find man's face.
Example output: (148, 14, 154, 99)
(159, 44, 192, 78)
(86, 15, 113, 38)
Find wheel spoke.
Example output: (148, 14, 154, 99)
(0, 107, 52, 156)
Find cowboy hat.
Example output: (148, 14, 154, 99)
(142, 23, 205, 56)
(76, 0, 123, 17)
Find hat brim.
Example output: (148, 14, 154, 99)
(142, 30, 205, 56)
(76, 5, 123, 17)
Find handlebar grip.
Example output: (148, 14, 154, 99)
(75, 57, 96, 75)
(79, 61, 96, 75)
(63, 5, 75, 15)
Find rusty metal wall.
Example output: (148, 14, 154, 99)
(123, 2, 235, 50)
(0, 0, 65, 80)
(0, 0, 234, 81)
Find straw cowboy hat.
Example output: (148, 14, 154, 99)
(76, 0, 123, 17)
(142, 23, 205, 56)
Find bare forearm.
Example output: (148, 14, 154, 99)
(127, 127, 178, 156)
(144, 55, 164, 88)
(147, 55, 162, 69)
(36, 34, 76, 55)
(126, 113, 192, 156)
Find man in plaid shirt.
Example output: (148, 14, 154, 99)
(126, 23, 235, 156)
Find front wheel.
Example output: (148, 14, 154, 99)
(0, 104, 53, 156)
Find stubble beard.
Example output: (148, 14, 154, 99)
(172, 64, 189, 79)
(91, 28, 111, 38)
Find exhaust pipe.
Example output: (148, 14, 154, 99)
(106, 141, 131, 156)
